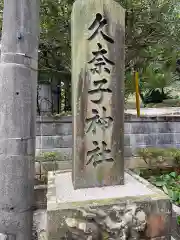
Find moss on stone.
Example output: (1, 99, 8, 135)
(61, 194, 163, 210)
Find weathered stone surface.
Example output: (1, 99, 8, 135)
(34, 113, 180, 171)
(172, 204, 180, 240)
(36, 122, 72, 137)
(0, 0, 40, 238)
(34, 186, 47, 210)
(131, 122, 157, 134)
(157, 133, 174, 145)
(36, 135, 72, 149)
(144, 134, 158, 146)
(33, 210, 47, 240)
(157, 122, 176, 133)
(47, 171, 172, 240)
(0, 233, 16, 240)
(72, 0, 125, 189)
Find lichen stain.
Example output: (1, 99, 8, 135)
(146, 214, 165, 238)
(77, 68, 89, 171)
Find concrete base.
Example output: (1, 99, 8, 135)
(47, 170, 172, 240)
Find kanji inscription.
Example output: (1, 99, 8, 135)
(86, 13, 115, 168)
(86, 141, 114, 167)
(71, 0, 125, 188)
(85, 107, 113, 134)
(88, 43, 115, 74)
(88, 13, 114, 44)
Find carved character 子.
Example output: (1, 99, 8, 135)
(88, 78, 112, 104)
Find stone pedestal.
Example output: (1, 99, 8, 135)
(47, 170, 172, 240)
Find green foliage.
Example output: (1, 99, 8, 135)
(39, 0, 180, 93)
(39, 0, 72, 77)
(122, 0, 180, 100)
(1, 0, 180, 102)
(140, 89, 173, 105)
(36, 152, 62, 179)
(137, 147, 180, 166)
(136, 147, 180, 206)
(177, 215, 180, 225)
(45, 111, 72, 118)
(149, 172, 180, 205)
(36, 151, 62, 162)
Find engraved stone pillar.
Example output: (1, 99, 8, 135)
(72, 0, 125, 189)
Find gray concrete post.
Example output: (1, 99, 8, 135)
(0, 0, 40, 239)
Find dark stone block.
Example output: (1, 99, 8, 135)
(124, 134, 131, 146)
(157, 122, 176, 133)
(157, 133, 174, 145)
(41, 123, 56, 136)
(144, 134, 158, 146)
(176, 122, 180, 133)
(124, 123, 131, 134)
(133, 134, 145, 145)
(124, 146, 133, 157)
(131, 122, 157, 134)
(55, 123, 72, 136)
(36, 122, 41, 136)
(175, 133, 180, 144)
(36, 136, 72, 149)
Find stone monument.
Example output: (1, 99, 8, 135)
(47, 0, 172, 239)
(72, 0, 125, 189)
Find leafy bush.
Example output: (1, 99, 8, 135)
(137, 147, 180, 166)
(36, 152, 63, 162)
(149, 172, 180, 205)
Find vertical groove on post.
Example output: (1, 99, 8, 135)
(135, 71, 140, 117)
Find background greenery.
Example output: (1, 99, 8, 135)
(1, 0, 180, 107)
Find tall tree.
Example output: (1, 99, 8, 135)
(38, 0, 180, 101)
(1, 0, 180, 106)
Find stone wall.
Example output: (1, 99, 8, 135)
(36, 116, 72, 159)
(35, 108, 180, 175)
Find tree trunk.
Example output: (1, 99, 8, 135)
(0, 0, 40, 239)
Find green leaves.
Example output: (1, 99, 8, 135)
(162, 185, 168, 194)
(1, 0, 180, 98)
(137, 147, 180, 166)
(177, 215, 180, 225)
(169, 172, 177, 178)
(149, 171, 180, 205)
(38, 0, 180, 89)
